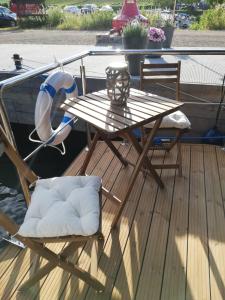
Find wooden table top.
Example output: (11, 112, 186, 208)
(61, 88, 183, 134)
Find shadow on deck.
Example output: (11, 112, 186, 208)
(0, 142, 225, 300)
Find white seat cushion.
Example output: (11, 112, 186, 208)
(18, 176, 101, 238)
(144, 110, 191, 129)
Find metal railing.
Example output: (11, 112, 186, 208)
(0, 47, 225, 159)
(0, 48, 225, 90)
(0, 46, 224, 211)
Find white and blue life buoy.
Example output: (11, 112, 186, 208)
(35, 71, 78, 146)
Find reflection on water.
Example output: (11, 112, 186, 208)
(0, 183, 27, 248)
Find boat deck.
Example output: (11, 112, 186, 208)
(1, 142, 225, 300)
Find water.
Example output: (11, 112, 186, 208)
(0, 123, 87, 247)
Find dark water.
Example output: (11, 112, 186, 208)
(0, 123, 87, 246)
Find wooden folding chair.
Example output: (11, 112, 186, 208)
(140, 61, 191, 175)
(0, 125, 104, 293)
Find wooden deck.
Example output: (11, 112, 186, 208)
(0, 142, 225, 300)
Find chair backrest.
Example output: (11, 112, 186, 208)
(140, 61, 181, 101)
(0, 125, 38, 204)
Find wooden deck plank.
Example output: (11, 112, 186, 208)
(1, 144, 225, 300)
(216, 147, 225, 206)
(135, 147, 177, 300)
(161, 145, 190, 300)
(60, 143, 133, 299)
(82, 146, 144, 300)
(11, 142, 109, 300)
(204, 145, 225, 300)
(35, 142, 131, 299)
(186, 144, 210, 300)
(0, 246, 21, 279)
(110, 150, 165, 300)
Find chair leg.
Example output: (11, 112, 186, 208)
(91, 239, 98, 277)
(19, 239, 104, 292)
(30, 252, 40, 275)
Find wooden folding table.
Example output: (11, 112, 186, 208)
(61, 88, 183, 228)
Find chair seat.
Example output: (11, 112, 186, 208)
(144, 110, 191, 129)
(18, 176, 101, 238)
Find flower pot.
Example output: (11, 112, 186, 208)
(162, 26, 175, 48)
(146, 41, 162, 58)
(123, 36, 147, 76)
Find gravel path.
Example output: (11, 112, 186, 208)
(0, 29, 225, 46)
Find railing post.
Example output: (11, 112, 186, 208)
(80, 58, 92, 150)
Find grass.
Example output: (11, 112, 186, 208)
(190, 6, 225, 30)
(0, 26, 18, 30)
(58, 11, 113, 30)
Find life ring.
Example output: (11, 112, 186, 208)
(35, 71, 78, 146)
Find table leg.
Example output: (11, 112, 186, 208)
(126, 119, 164, 188)
(111, 118, 164, 229)
(79, 132, 100, 175)
(96, 129, 128, 167)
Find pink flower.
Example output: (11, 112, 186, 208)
(148, 27, 166, 42)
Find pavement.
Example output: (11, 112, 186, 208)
(0, 29, 225, 85)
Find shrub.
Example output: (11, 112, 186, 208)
(0, 2, 8, 8)
(190, 6, 225, 30)
(144, 11, 165, 27)
(122, 22, 148, 40)
(18, 16, 48, 29)
(58, 11, 113, 30)
(47, 7, 64, 28)
(57, 13, 79, 30)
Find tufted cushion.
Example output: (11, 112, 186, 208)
(144, 110, 191, 129)
(18, 176, 101, 238)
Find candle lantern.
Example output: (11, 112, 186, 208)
(106, 62, 130, 107)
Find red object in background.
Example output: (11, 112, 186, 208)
(10, 1, 43, 16)
(112, 0, 148, 32)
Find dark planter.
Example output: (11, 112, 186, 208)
(162, 26, 175, 48)
(123, 36, 147, 76)
(146, 41, 162, 58)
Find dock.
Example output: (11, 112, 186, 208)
(1, 141, 225, 299)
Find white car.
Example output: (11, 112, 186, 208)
(99, 5, 113, 12)
(81, 4, 98, 14)
(63, 5, 81, 15)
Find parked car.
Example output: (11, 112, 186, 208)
(0, 7, 17, 27)
(63, 5, 81, 15)
(99, 5, 113, 12)
(175, 13, 191, 29)
(81, 4, 98, 14)
(0, 6, 17, 19)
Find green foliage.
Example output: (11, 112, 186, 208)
(18, 16, 47, 28)
(58, 11, 113, 30)
(47, 7, 64, 27)
(143, 11, 174, 27)
(0, 2, 8, 7)
(190, 6, 225, 30)
(205, 0, 224, 7)
(145, 11, 164, 27)
(122, 22, 148, 39)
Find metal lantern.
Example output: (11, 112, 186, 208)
(106, 62, 130, 107)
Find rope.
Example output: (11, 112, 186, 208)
(156, 82, 212, 103)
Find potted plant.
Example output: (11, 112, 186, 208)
(162, 18, 175, 48)
(146, 12, 175, 48)
(122, 22, 147, 76)
(147, 27, 166, 58)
